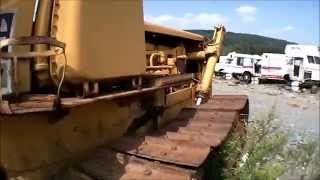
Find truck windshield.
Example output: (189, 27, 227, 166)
(314, 56, 320, 64)
(226, 58, 233, 64)
(307, 56, 315, 64)
(236, 57, 244, 66)
(294, 57, 303, 61)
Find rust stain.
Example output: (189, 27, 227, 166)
(77, 148, 196, 180)
(112, 95, 249, 168)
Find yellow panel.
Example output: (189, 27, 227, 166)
(166, 87, 193, 107)
(0, 101, 140, 178)
(159, 99, 193, 128)
(145, 22, 204, 41)
(157, 87, 195, 128)
(54, 0, 146, 82)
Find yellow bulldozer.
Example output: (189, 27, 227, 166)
(0, 0, 248, 179)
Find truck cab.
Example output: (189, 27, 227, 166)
(285, 44, 320, 92)
(215, 52, 262, 83)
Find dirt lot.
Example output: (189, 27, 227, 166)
(212, 79, 320, 139)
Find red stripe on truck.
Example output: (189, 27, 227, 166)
(262, 66, 282, 70)
(260, 75, 283, 80)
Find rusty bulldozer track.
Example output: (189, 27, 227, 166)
(61, 95, 249, 180)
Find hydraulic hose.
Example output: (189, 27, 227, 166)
(196, 25, 225, 105)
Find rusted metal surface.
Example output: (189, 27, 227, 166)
(0, 36, 65, 49)
(112, 136, 210, 167)
(0, 95, 56, 115)
(198, 95, 249, 113)
(1, 94, 248, 179)
(112, 95, 248, 169)
(163, 111, 236, 147)
(0, 88, 164, 114)
(153, 73, 194, 87)
(164, 131, 222, 147)
(0, 36, 65, 59)
(0, 74, 196, 114)
(76, 148, 197, 180)
(56, 94, 248, 179)
(113, 109, 243, 167)
(145, 22, 204, 41)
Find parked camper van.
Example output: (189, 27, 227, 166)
(215, 52, 262, 83)
(285, 44, 320, 93)
(259, 53, 290, 82)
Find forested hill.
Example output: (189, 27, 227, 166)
(186, 30, 296, 55)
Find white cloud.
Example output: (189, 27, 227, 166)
(260, 25, 295, 38)
(235, 5, 257, 23)
(236, 6, 257, 14)
(144, 13, 228, 30)
(282, 25, 294, 31)
(241, 16, 256, 23)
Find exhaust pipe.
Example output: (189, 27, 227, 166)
(33, 0, 55, 88)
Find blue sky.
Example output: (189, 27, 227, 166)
(143, 0, 319, 45)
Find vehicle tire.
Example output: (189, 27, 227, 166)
(284, 74, 291, 84)
(311, 84, 318, 94)
(242, 72, 252, 84)
(221, 73, 226, 80)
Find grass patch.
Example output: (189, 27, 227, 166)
(216, 105, 320, 180)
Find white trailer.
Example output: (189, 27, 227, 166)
(285, 44, 320, 93)
(259, 53, 290, 81)
(215, 52, 262, 83)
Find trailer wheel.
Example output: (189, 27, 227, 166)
(311, 84, 318, 94)
(242, 72, 252, 84)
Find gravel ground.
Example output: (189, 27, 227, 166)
(212, 79, 320, 139)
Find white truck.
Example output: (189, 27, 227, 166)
(285, 44, 320, 93)
(215, 52, 262, 83)
(259, 53, 290, 82)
